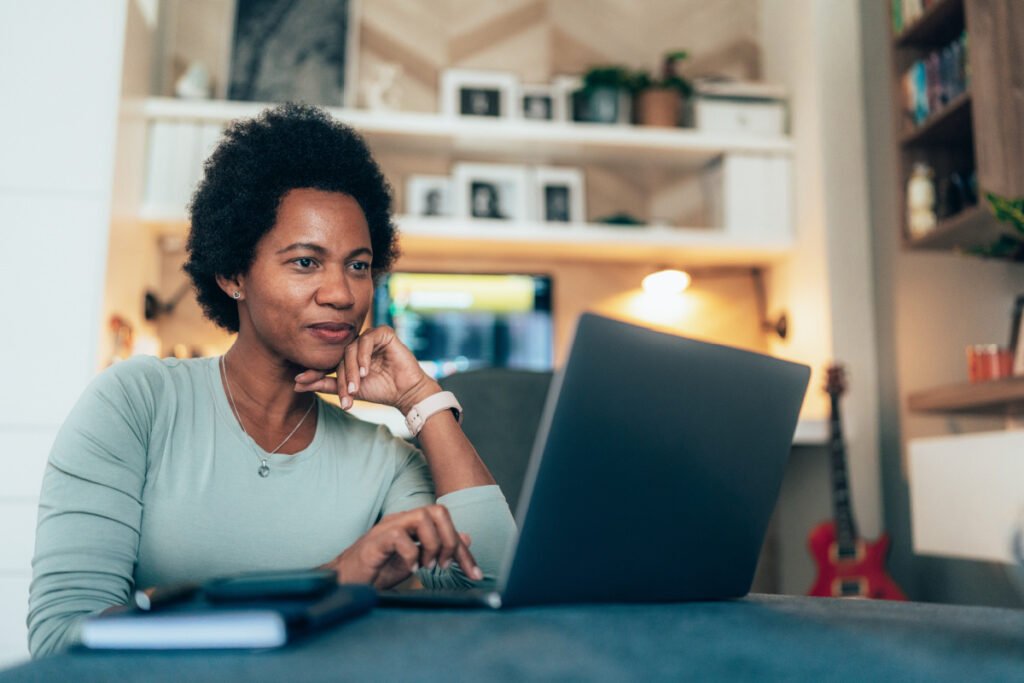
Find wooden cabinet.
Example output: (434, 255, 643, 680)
(891, 0, 1024, 253)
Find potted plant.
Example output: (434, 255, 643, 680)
(575, 66, 634, 124)
(972, 193, 1024, 259)
(632, 50, 692, 127)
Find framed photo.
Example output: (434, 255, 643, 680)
(441, 70, 519, 119)
(227, 0, 360, 107)
(1010, 294, 1024, 374)
(452, 163, 530, 221)
(552, 75, 584, 122)
(532, 167, 586, 223)
(521, 84, 563, 122)
(406, 175, 452, 217)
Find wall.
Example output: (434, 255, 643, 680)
(759, 0, 883, 591)
(0, 0, 130, 665)
(859, 0, 1024, 606)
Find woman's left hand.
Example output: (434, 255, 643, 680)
(294, 325, 440, 414)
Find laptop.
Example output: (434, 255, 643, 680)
(379, 313, 810, 608)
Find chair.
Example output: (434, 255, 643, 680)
(438, 368, 552, 514)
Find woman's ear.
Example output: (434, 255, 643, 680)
(215, 274, 245, 301)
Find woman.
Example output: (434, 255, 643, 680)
(27, 103, 516, 657)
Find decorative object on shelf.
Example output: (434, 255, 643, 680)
(552, 75, 583, 123)
(530, 167, 585, 224)
(969, 193, 1024, 260)
(632, 50, 692, 128)
(405, 175, 452, 218)
(520, 84, 563, 122)
(966, 344, 1013, 383)
(808, 364, 907, 601)
(574, 66, 633, 125)
(441, 69, 519, 119)
(362, 61, 403, 111)
(107, 315, 135, 366)
(906, 161, 937, 239)
(452, 162, 530, 222)
(594, 213, 644, 226)
(227, 0, 359, 107)
(693, 79, 787, 136)
(174, 61, 212, 100)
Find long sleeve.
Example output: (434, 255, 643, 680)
(381, 441, 516, 590)
(27, 358, 158, 658)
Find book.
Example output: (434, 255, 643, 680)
(80, 583, 376, 650)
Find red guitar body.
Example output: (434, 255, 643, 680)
(808, 364, 907, 601)
(807, 521, 907, 600)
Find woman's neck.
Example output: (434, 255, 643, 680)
(222, 338, 312, 425)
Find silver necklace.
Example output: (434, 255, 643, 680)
(220, 354, 315, 478)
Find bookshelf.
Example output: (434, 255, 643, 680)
(890, 0, 1024, 253)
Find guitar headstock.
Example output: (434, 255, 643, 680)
(825, 363, 847, 399)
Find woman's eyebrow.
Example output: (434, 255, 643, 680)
(276, 242, 328, 255)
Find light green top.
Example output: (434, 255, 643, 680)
(28, 356, 516, 657)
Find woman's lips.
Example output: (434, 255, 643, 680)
(307, 322, 355, 344)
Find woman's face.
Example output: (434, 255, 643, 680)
(232, 187, 374, 372)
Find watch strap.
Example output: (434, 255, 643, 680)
(404, 391, 462, 436)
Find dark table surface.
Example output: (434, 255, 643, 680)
(4, 594, 1024, 682)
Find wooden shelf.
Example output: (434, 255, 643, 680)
(904, 203, 1004, 251)
(136, 97, 793, 171)
(144, 213, 794, 267)
(893, 0, 964, 48)
(900, 90, 972, 147)
(908, 376, 1024, 415)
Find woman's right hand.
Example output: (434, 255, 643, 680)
(324, 505, 483, 589)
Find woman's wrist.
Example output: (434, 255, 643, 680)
(395, 377, 443, 416)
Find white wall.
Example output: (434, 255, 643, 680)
(760, 0, 882, 589)
(0, 0, 127, 666)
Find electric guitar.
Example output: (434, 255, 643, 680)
(807, 365, 906, 600)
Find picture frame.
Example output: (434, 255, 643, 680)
(552, 75, 585, 123)
(441, 69, 519, 119)
(520, 84, 564, 122)
(405, 175, 452, 218)
(452, 163, 531, 222)
(531, 167, 586, 223)
(1010, 294, 1024, 374)
(227, 0, 360, 107)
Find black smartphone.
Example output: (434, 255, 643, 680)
(203, 568, 337, 602)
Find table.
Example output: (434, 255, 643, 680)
(3, 594, 1024, 681)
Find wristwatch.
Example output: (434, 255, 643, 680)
(404, 391, 463, 437)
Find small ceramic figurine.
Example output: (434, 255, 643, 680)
(175, 61, 212, 100)
(362, 62, 403, 111)
(907, 162, 936, 238)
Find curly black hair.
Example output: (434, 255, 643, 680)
(183, 102, 399, 332)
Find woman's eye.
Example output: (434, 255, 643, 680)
(350, 261, 370, 272)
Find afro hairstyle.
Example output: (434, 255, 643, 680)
(183, 102, 399, 333)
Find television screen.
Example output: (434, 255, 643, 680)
(373, 272, 553, 379)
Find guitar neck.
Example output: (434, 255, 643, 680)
(829, 394, 859, 551)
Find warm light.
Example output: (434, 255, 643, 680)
(642, 269, 691, 295)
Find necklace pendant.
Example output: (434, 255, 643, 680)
(258, 460, 270, 478)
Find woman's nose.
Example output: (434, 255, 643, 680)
(315, 268, 355, 308)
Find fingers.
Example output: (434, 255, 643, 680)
(412, 511, 442, 571)
(294, 374, 339, 394)
(329, 342, 356, 409)
(423, 505, 483, 581)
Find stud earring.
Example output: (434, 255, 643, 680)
(232, 291, 241, 300)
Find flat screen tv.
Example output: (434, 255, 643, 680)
(373, 272, 553, 379)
